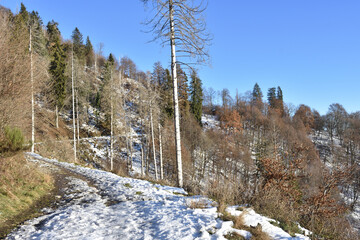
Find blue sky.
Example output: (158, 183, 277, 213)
(1, 0, 359, 114)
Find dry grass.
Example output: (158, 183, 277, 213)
(0, 153, 54, 238)
(186, 198, 209, 209)
(219, 207, 270, 240)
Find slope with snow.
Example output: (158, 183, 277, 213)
(6, 153, 311, 240)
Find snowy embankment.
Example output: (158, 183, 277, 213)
(7, 154, 310, 240)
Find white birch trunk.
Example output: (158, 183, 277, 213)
(159, 123, 164, 180)
(150, 109, 158, 180)
(110, 70, 114, 171)
(71, 45, 77, 162)
(30, 27, 35, 153)
(169, 0, 183, 187)
(141, 145, 144, 176)
(76, 89, 80, 145)
(129, 130, 133, 169)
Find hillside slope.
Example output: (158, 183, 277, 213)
(6, 153, 311, 240)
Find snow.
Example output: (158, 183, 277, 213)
(7, 154, 311, 239)
(201, 114, 220, 130)
(226, 206, 311, 240)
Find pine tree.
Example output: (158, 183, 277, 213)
(19, 3, 29, 24)
(151, 61, 166, 86)
(49, 38, 66, 128)
(267, 87, 276, 109)
(189, 70, 203, 125)
(29, 11, 47, 56)
(163, 69, 174, 118)
(276, 86, 284, 115)
(177, 66, 190, 117)
(84, 36, 94, 67)
(252, 83, 263, 103)
(46, 21, 61, 52)
(71, 27, 84, 60)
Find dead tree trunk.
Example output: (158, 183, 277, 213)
(150, 109, 158, 180)
(30, 27, 35, 153)
(159, 123, 164, 180)
(169, 0, 183, 187)
(71, 45, 77, 162)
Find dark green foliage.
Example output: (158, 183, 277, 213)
(163, 69, 174, 118)
(71, 27, 84, 59)
(97, 54, 115, 115)
(177, 66, 190, 117)
(276, 86, 283, 101)
(29, 11, 47, 56)
(19, 3, 29, 24)
(252, 83, 263, 103)
(267, 87, 276, 108)
(48, 22, 66, 111)
(189, 70, 203, 125)
(84, 36, 94, 67)
(46, 20, 61, 51)
(276, 86, 284, 114)
(101, 54, 115, 84)
(152, 62, 174, 118)
(267, 86, 284, 114)
(151, 62, 166, 86)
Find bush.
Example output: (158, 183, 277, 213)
(1, 126, 25, 152)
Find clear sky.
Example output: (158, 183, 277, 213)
(1, 0, 359, 115)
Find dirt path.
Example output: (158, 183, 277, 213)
(2, 159, 99, 239)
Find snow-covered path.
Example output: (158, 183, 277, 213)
(6, 154, 232, 240)
(6, 154, 311, 240)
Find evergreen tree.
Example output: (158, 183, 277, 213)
(84, 36, 94, 67)
(267, 87, 276, 108)
(189, 70, 203, 125)
(163, 69, 174, 118)
(47, 20, 66, 127)
(177, 66, 190, 117)
(71, 27, 84, 60)
(252, 83, 263, 103)
(49, 37, 66, 127)
(276, 86, 284, 115)
(46, 20, 61, 52)
(276, 86, 283, 101)
(19, 3, 29, 24)
(29, 11, 47, 56)
(99, 54, 115, 111)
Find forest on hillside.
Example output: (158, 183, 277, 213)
(1, 3, 360, 239)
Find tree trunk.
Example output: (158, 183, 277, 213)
(71, 46, 77, 162)
(30, 27, 35, 153)
(159, 123, 164, 180)
(110, 70, 114, 171)
(141, 145, 144, 176)
(169, 0, 183, 188)
(150, 109, 158, 180)
(76, 89, 80, 145)
(55, 105, 59, 129)
(129, 130, 133, 169)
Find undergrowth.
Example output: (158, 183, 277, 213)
(0, 153, 54, 238)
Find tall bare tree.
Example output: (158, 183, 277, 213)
(142, 0, 211, 187)
(30, 27, 35, 152)
(71, 45, 77, 162)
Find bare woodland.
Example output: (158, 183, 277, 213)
(1, 3, 360, 239)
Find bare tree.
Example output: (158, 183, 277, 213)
(142, 0, 211, 187)
(30, 27, 35, 152)
(71, 45, 77, 162)
(159, 123, 164, 179)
